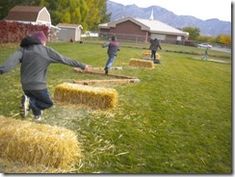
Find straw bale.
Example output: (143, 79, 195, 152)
(92, 66, 123, 70)
(73, 78, 140, 85)
(0, 157, 72, 173)
(129, 58, 155, 68)
(143, 51, 161, 60)
(54, 83, 118, 109)
(143, 50, 151, 57)
(74, 67, 135, 79)
(0, 116, 81, 171)
(156, 53, 161, 59)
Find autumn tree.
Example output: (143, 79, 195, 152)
(0, 0, 109, 31)
(86, 0, 110, 30)
(40, 0, 110, 30)
(40, 0, 88, 29)
(216, 34, 231, 47)
(197, 35, 215, 43)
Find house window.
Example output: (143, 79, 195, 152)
(177, 36, 182, 41)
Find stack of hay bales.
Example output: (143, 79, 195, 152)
(129, 58, 155, 69)
(0, 116, 81, 172)
(54, 82, 118, 109)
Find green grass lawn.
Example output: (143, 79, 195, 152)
(0, 42, 232, 173)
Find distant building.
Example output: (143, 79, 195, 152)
(56, 23, 83, 42)
(5, 5, 51, 27)
(99, 16, 189, 43)
(4, 5, 60, 41)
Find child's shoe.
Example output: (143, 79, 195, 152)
(20, 95, 30, 118)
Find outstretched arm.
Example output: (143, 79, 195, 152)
(46, 47, 87, 70)
(0, 49, 23, 74)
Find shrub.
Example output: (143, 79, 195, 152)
(0, 20, 48, 43)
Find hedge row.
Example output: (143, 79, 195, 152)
(0, 20, 49, 43)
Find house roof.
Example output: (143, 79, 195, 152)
(5, 6, 44, 22)
(135, 18, 188, 36)
(99, 17, 149, 31)
(99, 17, 188, 37)
(56, 23, 83, 29)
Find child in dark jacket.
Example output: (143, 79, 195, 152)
(103, 36, 120, 75)
(0, 31, 90, 121)
(149, 38, 162, 62)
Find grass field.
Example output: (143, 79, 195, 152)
(0, 42, 232, 173)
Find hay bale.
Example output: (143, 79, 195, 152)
(0, 116, 81, 171)
(0, 157, 70, 173)
(92, 66, 123, 70)
(54, 83, 118, 109)
(74, 67, 134, 79)
(129, 58, 155, 68)
(143, 50, 151, 57)
(143, 51, 161, 60)
(73, 78, 140, 85)
(156, 53, 161, 60)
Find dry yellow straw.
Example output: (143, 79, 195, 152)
(129, 58, 155, 68)
(73, 78, 140, 85)
(0, 116, 81, 171)
(0, 157, 72, 173)
(54, 83, 118, 109)
(143, 50, 151, 57)
(92, 66, 123, 70)
(143, 51, 161, 59)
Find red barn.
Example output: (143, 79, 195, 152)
(4, 6, 51, 26)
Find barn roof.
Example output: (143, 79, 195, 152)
(99, 17, 188, 37)
(5, 6, 44, 22)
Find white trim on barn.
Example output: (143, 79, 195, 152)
(36, 7, 51, 25)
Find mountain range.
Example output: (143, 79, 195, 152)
(107, 0, 231, 36)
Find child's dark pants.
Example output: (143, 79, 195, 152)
(24, 89, 53, 116)
(151, 50, 157, 60)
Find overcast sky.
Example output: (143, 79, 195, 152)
(109, 0, 232, 22)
